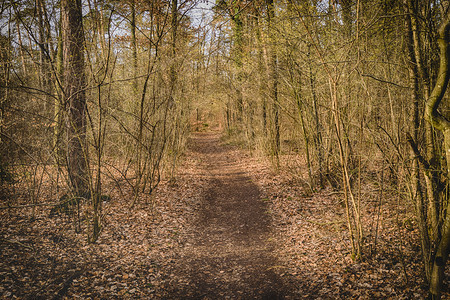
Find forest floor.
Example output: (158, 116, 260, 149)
(0, 131, 449, 299)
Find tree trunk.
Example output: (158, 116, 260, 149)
(36, 0, 51, 113)
(130, 0, 138, 93)
(307, 44, 324, 188)
(170, 0, 178, 87)
(255, 12, 267, 135)
(407, 0, 441, 239)
(61, 0, 89, 196)
(54, 28, 64, 163)
(231, 1, 244, 125)
(424, 5, 450, 298)
(404, 0, 432, 280)
(267, 0, 280, 159)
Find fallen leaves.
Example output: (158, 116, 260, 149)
(0, 132, 448, 299)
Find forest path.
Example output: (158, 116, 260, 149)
(163, 131, 285, 299)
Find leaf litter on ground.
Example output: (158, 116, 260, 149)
(0, 131, 448, 299)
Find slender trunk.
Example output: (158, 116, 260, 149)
(169, 0, 178, 179)
(37, 0, 51, 113)
(294, 87, 313, 192)
(256, 14, 267, 135)
(170, 0, 177, 85)
(267, 0, 280, 159)
(408, 0, 441, 237)
(331, 78, 362, 259)
(94, 0, 107, 57)
(307, 44, 324, 188)
(54, 28, 64, 162)
(16, 22, 26, 75)
(130, 0, 138, 92)
(231, 3, 244, 124)
(404, 1, 431, 280)
(0, 17, 11, 145)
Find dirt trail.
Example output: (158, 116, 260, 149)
(163, 132, 285, 299)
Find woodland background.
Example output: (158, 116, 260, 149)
(1, 0, 450, 298)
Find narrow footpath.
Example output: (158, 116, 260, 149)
(162, 132, 285, 299)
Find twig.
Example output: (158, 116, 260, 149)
(1, 237, 34, 250)
(361, 73, 409, 89)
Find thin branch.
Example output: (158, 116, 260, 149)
(406, 133, 430, 170)
(361, 73, 410, 89)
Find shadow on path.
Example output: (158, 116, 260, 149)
(163, 132, 285, 299)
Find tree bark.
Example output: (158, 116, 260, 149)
(423, 3, 450, 299)
(54, 27, 64, 162)
(232, 2, 244, 124)
(36, 0, 51, 113)
(267, 0, 280, 159)
(404, 0, 431, 281)
(255, 12, 267, 135)
(130, 0, 138, 93)
(61, 0, 89, 196)
(307, 44, 324, 188)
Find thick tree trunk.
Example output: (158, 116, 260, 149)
(61, 0, 89, 196)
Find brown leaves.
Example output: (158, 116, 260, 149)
(0, 132, 447, 299)
(243, 153, 435, 299)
